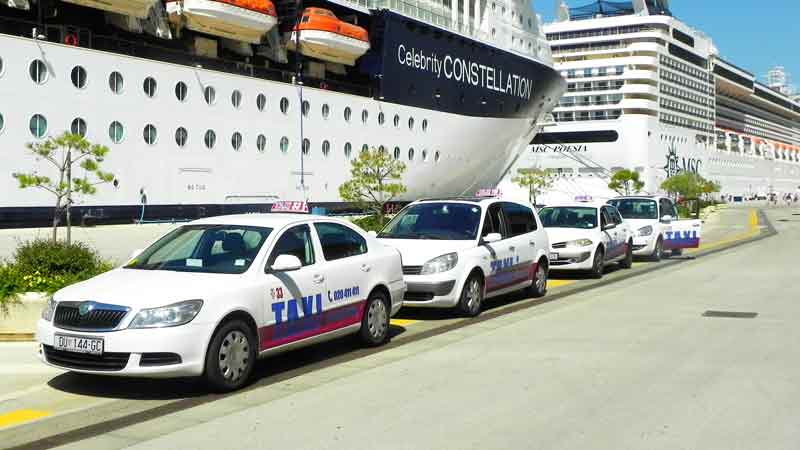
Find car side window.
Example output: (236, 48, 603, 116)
(600, 208, 611, 228)
(267, 225, 315, 269)
(314, 222, 367, 261)
(482, 203, 506, 238)
(501, 202, 537, 236)
(659, 199, 672, 218)
(668, 200, 679, 219)
(608, 205, 624, 225)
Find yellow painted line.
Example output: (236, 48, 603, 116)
(689, 209, 760, 253)
(0, 410, 50, 428)
(390, 319, 419, 326)
(548, 279, 574, 288)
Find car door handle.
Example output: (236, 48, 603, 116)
(508, 246, 516, 252)
(361, 264, 371, 272)
(313, 274, 325, 284)
(529, 240, 536, 246)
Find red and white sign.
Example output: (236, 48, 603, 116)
(475, 188, 501, 198)
(271, 201, 309, 213)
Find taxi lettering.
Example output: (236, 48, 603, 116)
(271, 294, 323, 324)
(328, 286, 361, 303)
(664, 230, 697, 240)
(490, 256, 519, 274)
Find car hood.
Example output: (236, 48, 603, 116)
(544, 228, 596, 246)
(53, 268, 246, 309)
(377, 239, 475, 265)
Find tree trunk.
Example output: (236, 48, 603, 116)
(66, 150, 72, 245)
(52, 197, 61, 242)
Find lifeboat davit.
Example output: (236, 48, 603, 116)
(166, 0, 277, 44)
(287, 8, 370, 66)
(61, 0, 158, 19)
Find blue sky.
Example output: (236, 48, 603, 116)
(538, 1, 800, 91)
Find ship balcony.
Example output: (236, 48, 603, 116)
(61, 0, 158, 18)
(620, 98, 658, 111)
(619, 84, 659, 96)
(621, 69, 659, 81)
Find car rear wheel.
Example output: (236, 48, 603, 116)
(359, 291, 390, 346)
(590, 248, 605, 279)
(205, 319, 257, 392)
(457, 274, 484, 317)
(524, 261, 547, 298)
(619, 240, 633, 269)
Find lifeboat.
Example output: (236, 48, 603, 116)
(287, 8, 370, 66)
(61, 0, 158, 19)
(166, 0, 277, 44)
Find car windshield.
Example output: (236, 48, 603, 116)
(539, 207, 598, 229)
(607, 198, 658, 220)
(125, 225, 272, 274)
(378, 202, 482, 240)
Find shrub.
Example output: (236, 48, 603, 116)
(10, 239, 113, 294)
(352, 215, 391, 233)
(0, 263, 24, 314)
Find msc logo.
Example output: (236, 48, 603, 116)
(271, 294, 323, 324)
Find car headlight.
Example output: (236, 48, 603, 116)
(566, 239, 594, 248)
(420, 253, 459, 275)
(128, 300, 203, 329)
(41, 297, 57, 321)
(638, 226, 654, 237)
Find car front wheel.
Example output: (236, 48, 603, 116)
(619, 240, 633, 269)
(359, 291, 390, 346)
(651, 237, 664, 262)
(457, 274, 484, 317)
(204, 319, 257, 392)
(590, 247, 605, 279)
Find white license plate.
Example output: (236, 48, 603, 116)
(54, 334, 104, 355)
(549, 252, 559, 260)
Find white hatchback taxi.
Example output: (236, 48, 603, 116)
(539, 202, 634, 278)
(37, 205, 405, 391)
(377, 196, 550, 317)
(607, 196, 702, 260)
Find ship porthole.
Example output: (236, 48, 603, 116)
(302, 100, 310, 117)
(393, 114, 400, 127)
(108, 71, 124, 94)
(108, 121, 124, 143)
(204, 86, 216, 105)
(322, 140, 330, 157)
(0, 56, 4, 77)
(422, 119, 428, 132)
(143, 77, 157, 98)
(322, 103, 330, 119)
(70, 118, 87, 138)
(256, 94, 267, 112)
(361, 144, 368, 154)
(434, 151, 440, 163)
(302, 138, 310, 155)
(378, 112, 385, 125)
(280, 136, 289, 153)
(71, 66, 87, 89)
(422, 149, 428, 162)
(0, 112, 4, 134)
(361, 109, 368, 124)
(408, 117, 414, 130)
(280, 97, 289, 115)
(393, 147, 400, 160)
(378, 145, 386, 155)
(231, 90, 242, 109)
(29, 60, 48, 85)
(29, 114, 47, 139)
(256, 135, 267, 153)
(205, 130, 216, 149)
(231, 132, 243, 151)
(344, 107, 352, 122)
(143, 124, 157, 146)
(408, 148, 414, 161)
(175, 127, 188, 148)
(344, 142, 352, 159)
(175, 82, 188, 102)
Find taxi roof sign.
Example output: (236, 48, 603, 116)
(574, 195, 593, 202)
(475, 188, 502, 198)
(270, 201, 309, 213)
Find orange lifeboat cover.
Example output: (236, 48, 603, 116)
(165, 0, 277, 16)
(294, 7, 368, 42)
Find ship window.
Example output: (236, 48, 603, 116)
(175, 82, 188, 102)
(302, 100, 310, 117)
(143, 124, 157, 145)
(344, 142, 352, 159)
(302, 138, 310, 155)
(361, 109, 368, 124)
(361, 144, 368, 154)
(280, 97, 289, 114)
(393, 146, 400, 160)
(322, 103, 330, 119)
(344, 107, 352, 122)
(143, 77, 157, 98)
(408, 148, 414, 161)
(0, 113, 4, 134)
(29, 114, 47, 138)
(322, 140, 330, 157)
(256, 134, 266, 152)
(0, 57, 4, 76)
(204, 86, 216, 105)
(422, 119, 428, 132)
(70, 118, 87, 137)
(231, 90, 242, 109)
(393, 114, 400, 127)
(231, 132, 243, 151)
(408, 117, 414, 130)
(109, 71, 124, 94)
(71, 66, 87, 89)
(108, 121, 124, 143)
(257, 93, 267, 111)
(378, 145, 386, 155)
(204, 130, 216, 149)
(434, 151, 440, 162)
(29, 60, 48, 84)
(422, 149, 428, 162)
(378, 112, 385, 125)
(280, 136, 289, 153)
(175, 127, 188, 148)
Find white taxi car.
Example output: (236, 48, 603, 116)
(539, 202, 633, 278)
(377, 196, 550, 317)
(607, 196, 702, 260)
(37, 206, 405, 391)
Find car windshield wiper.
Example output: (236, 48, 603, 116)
(378, 233, 419, 239)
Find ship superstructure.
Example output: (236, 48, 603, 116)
(502, 0, 800, 203)
(0, 0, 565, 226)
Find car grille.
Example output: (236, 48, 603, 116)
(404, 291, 434, 302)
(43, 345, 130, 371)
(402, 265, 422, 275)
(140, 353, 182, 367)
(552, 242, 567, 249)
(54, 303, 129, 331)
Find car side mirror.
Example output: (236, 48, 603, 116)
(660, 215, 673, 224)
(367, 230, 378, 237)
(129, 249, 143, 260)
(482, 232, 502, 243)
(270, 254, 302, 272)
(602, 223, 616, 231)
